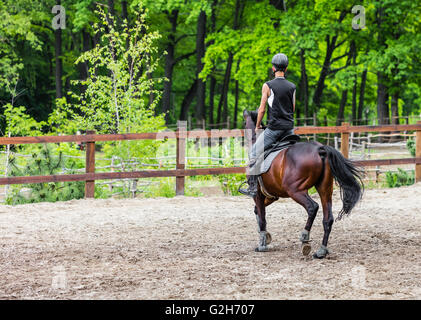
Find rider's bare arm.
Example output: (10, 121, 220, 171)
(293, 89, 296, 112)
(256, 83, 270, 130)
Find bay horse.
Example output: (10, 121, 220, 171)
(243, 110, 364, 258)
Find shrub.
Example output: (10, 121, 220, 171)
(218, 173, 247, 196)
(5, 144, 85, 204)
(143, 178, 176, 198)
(385, 168, 414, 188)
(406, 139, 415, 157)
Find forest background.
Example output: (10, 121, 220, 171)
(0, 0, 420, 202)
(1, 0, 420, 133)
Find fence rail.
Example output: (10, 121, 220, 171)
(1, 123, 421, 145)
(1, 121, 420, 197)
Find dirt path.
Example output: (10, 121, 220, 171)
(0, 184, 420, 300)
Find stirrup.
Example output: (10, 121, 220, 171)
(238, 181, 257, 198)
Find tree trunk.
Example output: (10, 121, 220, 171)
(146, 53, 155, 107)
(269, 0, 286, 11)
(216, 0, 243, 126)
(218, 52, 234, 125)
(391, 91, 399, 125)
(209, 77, 216, 124)
(54, 0, 63, 99)
(122, 1, 128, 23)
(299, 49, 309, 125)
(108, 0, 115, 19)
(82, 29, 90, 76)
(233, 60, 240, 128)
(357, 69, 367, 124)
(351, 79, 357, 125)
(376, 5, 389, 126)
(336, 41, 355, 126)
(207, 0, 218, 125)
(78, 29, 90, 95)
(377, 72, 389, 125)
(336, 90, 348, 126)
(122, 1, 130, 48)
(313, 35, 337, 108)
(234, 79, 239, 128)
(162, 10, 178, 124)
(195, 10, 207, 124)
(313, 11, 347, 109)
(180, 81, 198, 121)
(105, 0, 115, 32)
(351, 41, 357, 125)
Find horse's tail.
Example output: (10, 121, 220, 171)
(319, 145, 364, 220)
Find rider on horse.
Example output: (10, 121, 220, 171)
(239, 53, 296, 197)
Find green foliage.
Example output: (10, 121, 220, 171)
(218, 173, 246, 196)
(3, 103, 45, 136)
(67, 4, 165, 134)
(1, 0, 421, 204)
(143, 178, 176, 198)
(0, 0, 42, 90)
(1, 0, 421, 131)
(49, 2, 167, 163)
(406, 139, 415, 157)
(385, 168, 414, 188)
(5, 144, 85, 205)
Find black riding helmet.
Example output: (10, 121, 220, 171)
(271, 53, 288, 72)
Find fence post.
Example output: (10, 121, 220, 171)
(416, 121, 421, 183)
(176, 121, 187, 195)
(362, 141, 367, 160)
(85, 130, 96, 198)
(375, 166, 380, 183)
(341, 122, 350, 158)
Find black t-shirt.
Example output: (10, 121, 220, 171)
(265, 77, 296, 130)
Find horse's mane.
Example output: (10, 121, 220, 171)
(249, 110, 258, 125)
(245, 109, 265, 128)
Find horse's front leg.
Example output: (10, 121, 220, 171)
(254, 191, 269, 252)
(254, 197, 276, 243)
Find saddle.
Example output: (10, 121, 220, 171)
(257, 132, 300, 200)
(263, 132, 300, 159)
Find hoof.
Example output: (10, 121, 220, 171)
(313, 245, 329, 259)
(301, 243, 311, 256)
(255, 246, 268, 252)
(299, 230, 310, 243)
(266, 232, 272, 245)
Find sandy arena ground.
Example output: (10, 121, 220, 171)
(0, 183, 421, 300)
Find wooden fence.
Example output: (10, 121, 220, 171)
(0, 121, 420, 198)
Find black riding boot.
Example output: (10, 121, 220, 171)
(238, 174, 258, 198)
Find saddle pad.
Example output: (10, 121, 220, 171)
(249, 143, 291, 175)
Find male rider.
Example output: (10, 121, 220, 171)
(239, 53, 296, 197)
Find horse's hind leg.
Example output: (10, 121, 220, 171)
(254, 191, 269, 252)
(314, 167, 334, 259)
(288, 191, 319, 256)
